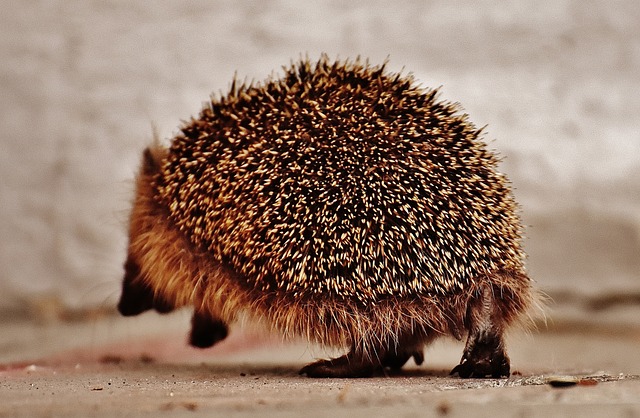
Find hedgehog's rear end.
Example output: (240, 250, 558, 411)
(117, 56, 537, 378)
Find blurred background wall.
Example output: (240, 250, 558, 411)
(1, 0, 639, 320)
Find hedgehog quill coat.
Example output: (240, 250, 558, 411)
(118, 56, 535, 378)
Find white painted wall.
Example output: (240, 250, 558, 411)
(2, 0, 639, 315)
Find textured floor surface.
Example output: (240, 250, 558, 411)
(1, 312, 639, 417)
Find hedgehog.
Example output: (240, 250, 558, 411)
(117, 56, 536, 378)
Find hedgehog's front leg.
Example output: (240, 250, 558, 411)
(189, 310, 229, 348)
(451, 285, 510, 378)
(117, 257, 174, 316)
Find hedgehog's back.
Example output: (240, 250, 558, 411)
(155, 57, 525, 303)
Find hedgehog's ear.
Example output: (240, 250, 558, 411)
(141, 145, 167, 176)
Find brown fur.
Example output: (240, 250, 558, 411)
(124, 144, 535, 362)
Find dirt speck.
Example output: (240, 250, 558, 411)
(99, 355, 123, 365)
(139, 354, 155, 364)
(436, 400, 451, 415)
(337, 384, 351, 404)
(182, 402, 198, 411)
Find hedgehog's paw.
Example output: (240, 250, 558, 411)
(450, 332, 510, 378)
(299, 353, 380, 378)
(118, 257, 174, 316)
(188, 311, 229, 348)
(450, 350, 510, 378)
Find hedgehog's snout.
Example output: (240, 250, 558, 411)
(117, 256, 174, 316)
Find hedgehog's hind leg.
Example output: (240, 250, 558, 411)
(299, 349, 380, 378)
(451, 285, 510, 378)
(299, 345, 424, 378)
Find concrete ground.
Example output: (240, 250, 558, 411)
(1, 307, 640, 417)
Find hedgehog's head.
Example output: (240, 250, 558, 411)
(117, 144, 176, 316)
